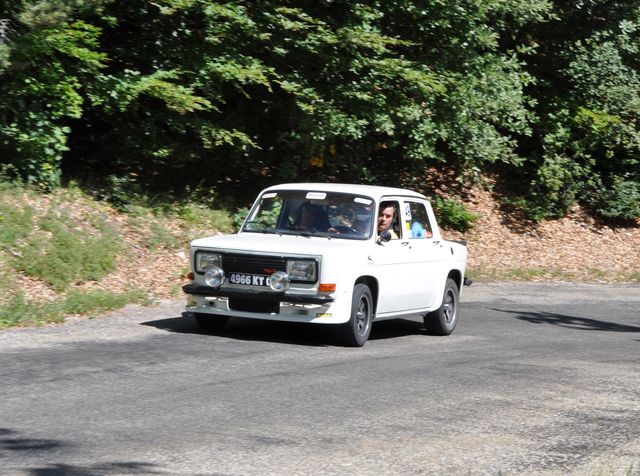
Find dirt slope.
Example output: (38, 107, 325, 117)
(442, 186, 640, 282)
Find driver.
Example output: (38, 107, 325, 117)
(378, 202, 399, 239)
(297, 203, 330, 231)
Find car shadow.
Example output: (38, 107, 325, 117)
(492, 308, 640, 333)
(141, 314, 428, 346)
(370, 319, 426, 340)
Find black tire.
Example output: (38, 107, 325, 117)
(338, 283, 373, 347)
(424, 278, 459, 336)
(193, 313, 229, 332)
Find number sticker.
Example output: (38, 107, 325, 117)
(403, 203, 412, 220)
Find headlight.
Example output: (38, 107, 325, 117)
(268, 271, 290, 292)
(204, 266, 225, 287)
(286, 259, 317, 283)
(196, 252, 222, 273)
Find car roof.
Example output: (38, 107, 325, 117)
(263, 183, 427, 201)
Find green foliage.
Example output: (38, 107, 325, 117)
(1, 0, 639, 222)
(433, 196, 479, 232)
(0, 5, 108, 188)
(511, 10, 640, 221)
(177, 204, 236, 234)
(232, 207, 250, 231)
(592, 179, 640, 221)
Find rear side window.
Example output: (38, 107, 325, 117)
(402, 201, 433, 239)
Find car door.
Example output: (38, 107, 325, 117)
(369, 198, 414, 315)
(400, 199, 445, 310)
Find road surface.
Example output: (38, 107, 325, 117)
(1, 282, 639, 475)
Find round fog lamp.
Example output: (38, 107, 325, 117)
(204, 266, 224, 288)
(268, 271, 290, 292)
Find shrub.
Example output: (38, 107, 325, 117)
(432, 196, 479, 232)
(591, 178, 640, 222)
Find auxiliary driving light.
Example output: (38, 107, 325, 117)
(268, 271, 290, 292)
(204, 266, 224, 288)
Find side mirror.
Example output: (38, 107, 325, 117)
(378, 230, 392, 243)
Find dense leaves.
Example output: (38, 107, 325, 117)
(1, 0, 639, 220)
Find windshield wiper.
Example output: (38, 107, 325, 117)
(243, 227, 277, 234)
(301, 229, 331, 239)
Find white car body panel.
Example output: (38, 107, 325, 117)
(183, 183, 468, 326)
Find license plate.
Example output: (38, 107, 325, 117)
(228, 273, 269, 287)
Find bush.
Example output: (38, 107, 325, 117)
(433, 196, 479, 232)
(591, 178, 640, 222)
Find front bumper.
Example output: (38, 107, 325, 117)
(182, 283, 344, 324)
(182, 283, 334, 305)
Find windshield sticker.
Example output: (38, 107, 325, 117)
(354, 197, 372, 205)
(306, 192, 327, 200)
(262, 192, 277, 198)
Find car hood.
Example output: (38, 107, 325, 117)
(191, 232, 367, 256)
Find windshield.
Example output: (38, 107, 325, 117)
(242, 190, 375, 240)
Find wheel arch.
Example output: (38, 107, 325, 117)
(354, 275, 379, 316)
(447, 269, 462, 291)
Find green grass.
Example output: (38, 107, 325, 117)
(0, 180, 241, 330)
(466, 267, 576, 282)
(0, 293, 64, 329)
(16, 212, 121, 291)
(177, 203, 236, 234)
(465, 266, 640, 283)
(61, 289, 150, 315)
(126, 203, 236, 252)
(0, 202, 34, 248)
(0, 289, 150, 329)
(623, 272, 640, 282)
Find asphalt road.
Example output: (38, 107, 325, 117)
(1, 283, 639, 476)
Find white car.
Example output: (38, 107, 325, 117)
(183, 183, 469, 346)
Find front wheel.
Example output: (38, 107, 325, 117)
(424, 278, 459, 336)
(338, 283, 373, 347)
(193, 313, 229, 332)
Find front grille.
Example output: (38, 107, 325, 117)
(222, 253, 286, 275)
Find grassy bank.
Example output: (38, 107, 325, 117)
(0, 180, 237, 329)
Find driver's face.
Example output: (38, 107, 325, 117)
(378, 206, 394, 232)
(300, 209, 315, 227)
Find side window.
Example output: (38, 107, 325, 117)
(403, 201, 433, 239)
